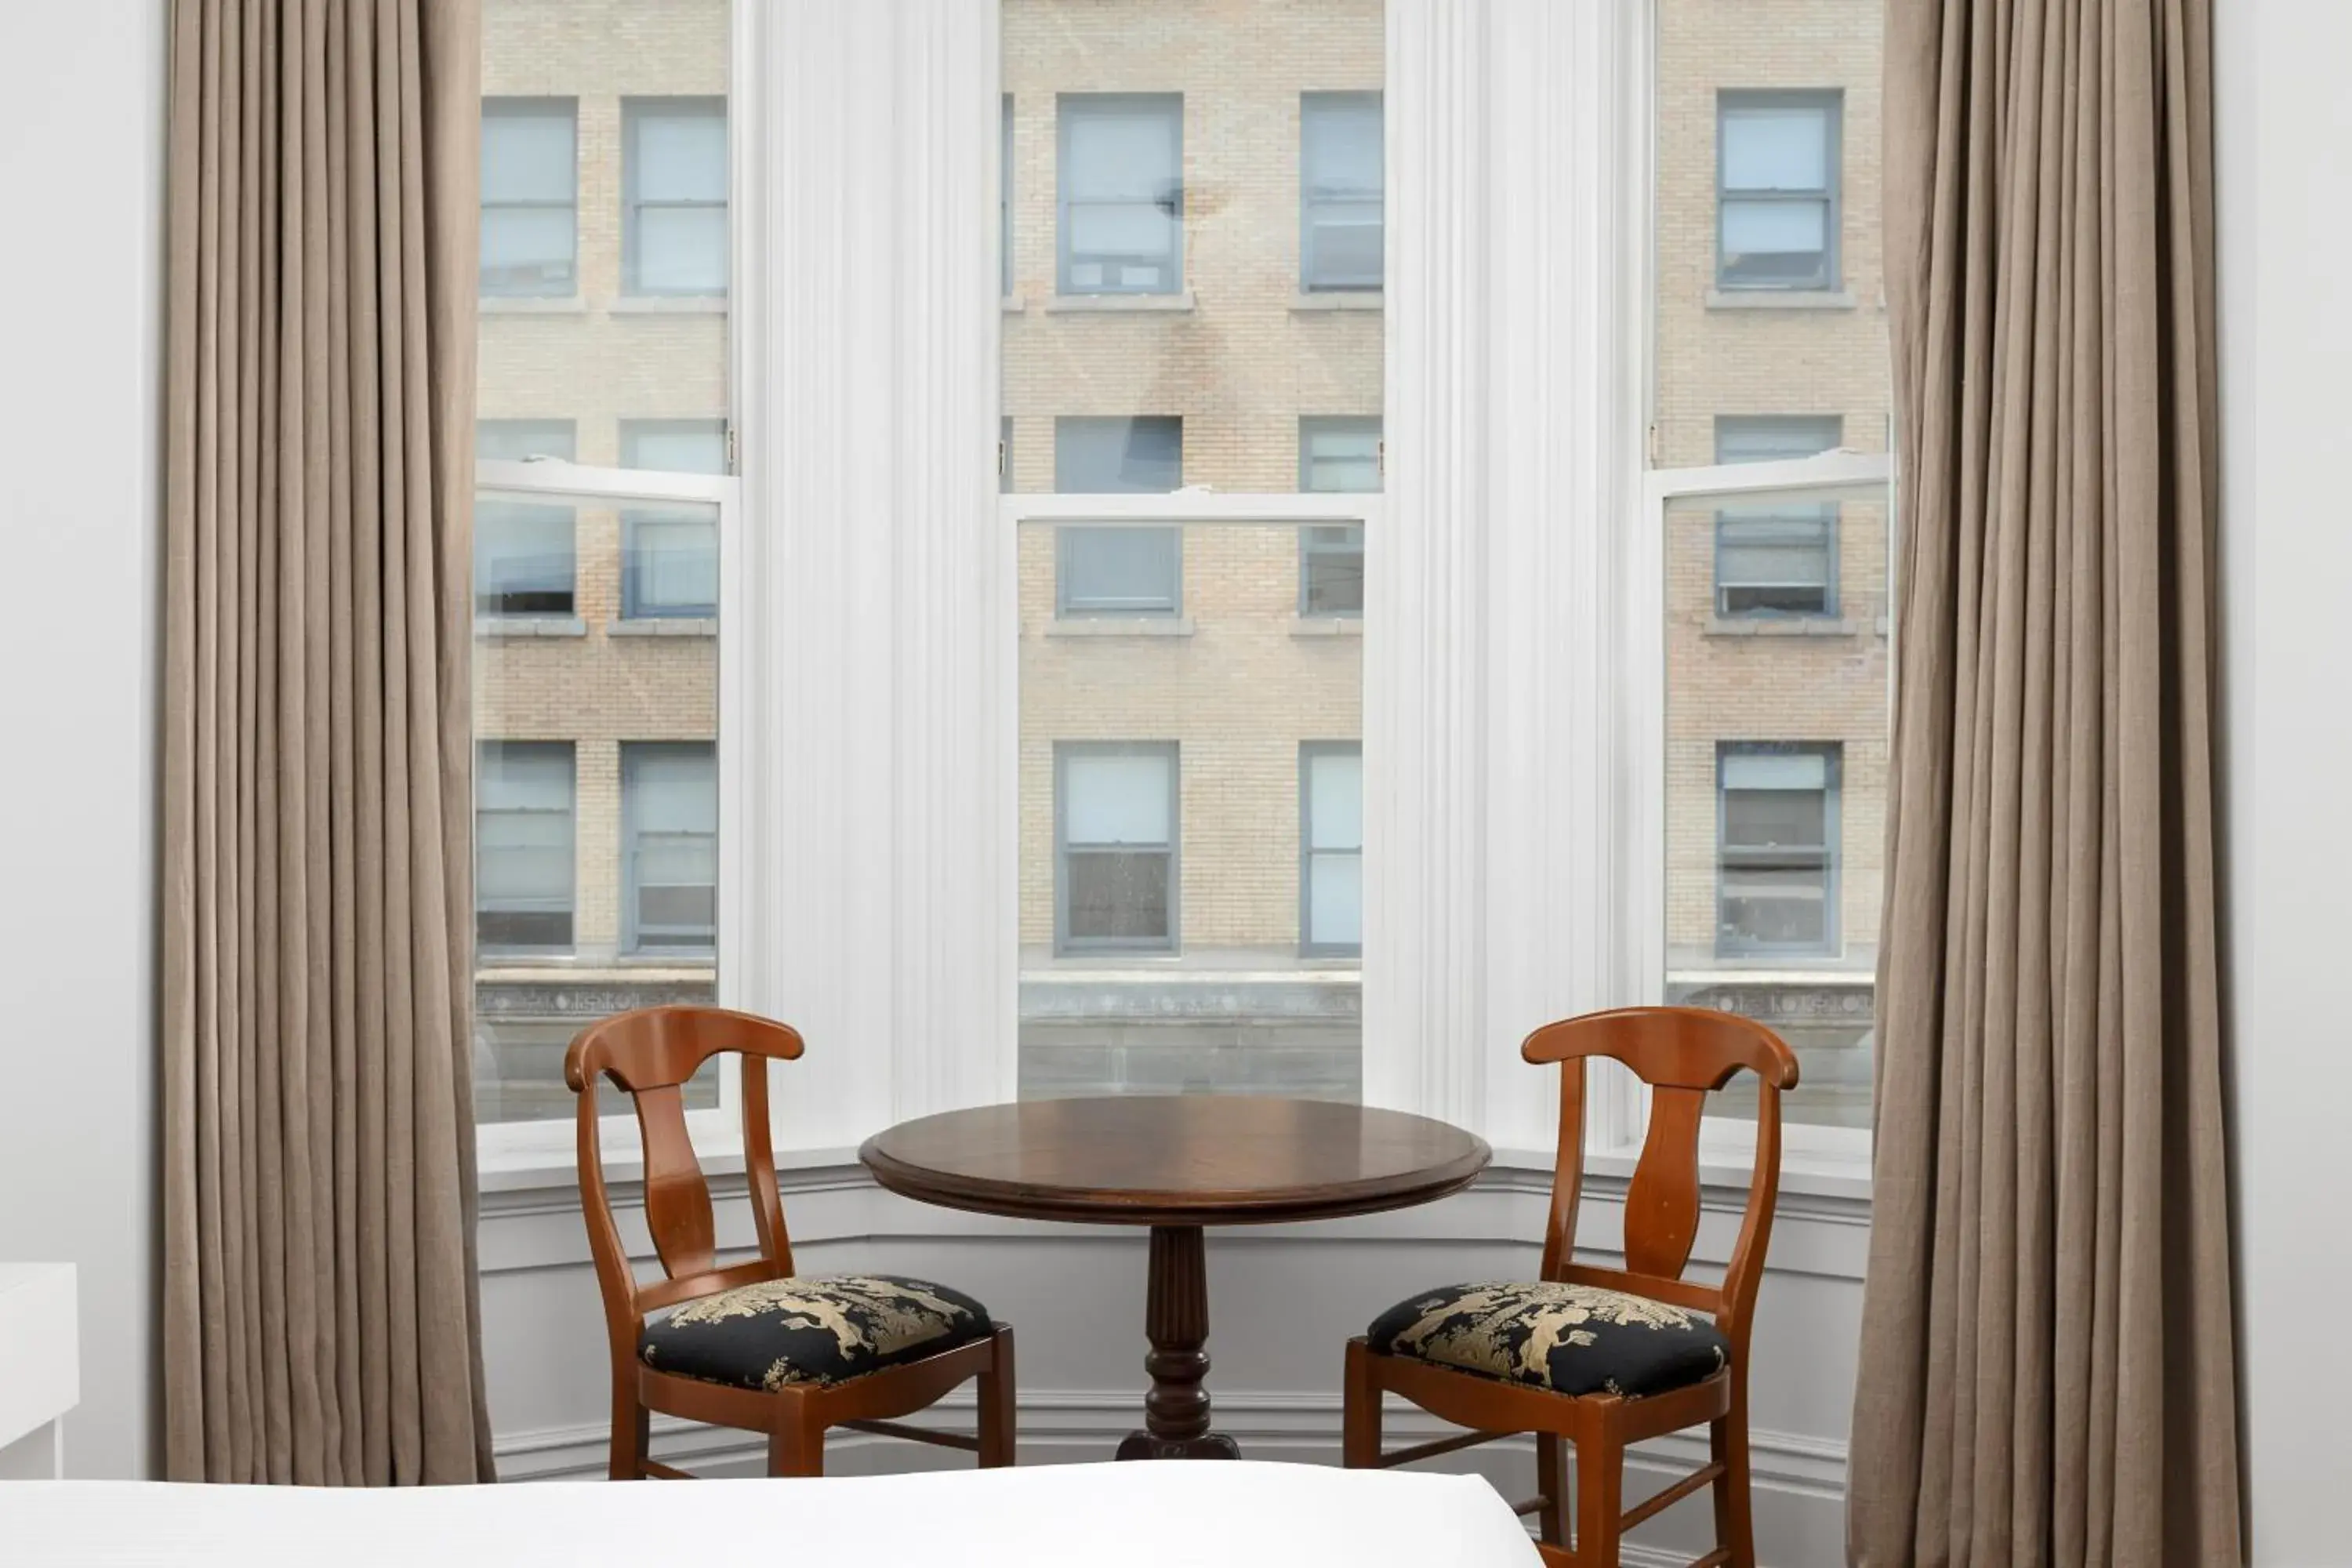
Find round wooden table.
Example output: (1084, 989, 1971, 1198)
(858, 1095, 1491, 1461)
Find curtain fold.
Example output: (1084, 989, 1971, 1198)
(162, 0, 490, 1485)
(1849, 0, 2238, 1563)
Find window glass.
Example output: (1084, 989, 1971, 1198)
(481, 99, 577, 296)
(1299, 416, 1377, 615)
(476, 420, 578, 616)
(1302, 746, 1363, 955)
(623, 743, 717, 952)
(1055, 417, 1184, 615)
(1059, 746, 1178, 951)
(1059, 95, 1184, 295)
(626, 98, 729, 296)
(1718, 93, 1838, 290)
(1659, 1, 1886, 1134)
(474, 0, 730, 1127)
(1009, 0, 1381, 1102)
(477, 742, 575, 953)
(1301, 93, 1384, 291)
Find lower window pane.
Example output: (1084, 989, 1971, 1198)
(473, 485, 722, 1123)
(1023, 520, 1365, 1102)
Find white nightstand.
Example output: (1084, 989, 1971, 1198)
(0, 1265, 77, 1479)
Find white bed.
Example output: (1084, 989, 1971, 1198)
(7, 1461, 1541, 1566)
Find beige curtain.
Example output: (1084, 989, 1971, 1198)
(160, 0, 491, 1484)
(1849, 0, 2238, 1563)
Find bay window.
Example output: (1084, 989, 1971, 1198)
(469, 0, 1890, 1184)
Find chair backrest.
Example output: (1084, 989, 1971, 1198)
(564, 1006, 806, 1335)
(1521, 1006, 1799, 1352)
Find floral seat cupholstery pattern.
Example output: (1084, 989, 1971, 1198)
(638, 1273, 993, 1392)
(1366, 1279, 1730, 1399)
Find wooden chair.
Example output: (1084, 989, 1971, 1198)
(566, 1005, 1016, 1479)
(1342, 1006, 1799, 1568)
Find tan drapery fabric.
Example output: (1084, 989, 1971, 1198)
(1849, 1, 2239, 1563)
(161, 0, 490, 1484)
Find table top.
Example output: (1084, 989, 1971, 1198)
(858, 1096, 1492, 1227)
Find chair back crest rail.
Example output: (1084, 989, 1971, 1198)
(563, 1007, 806, 1330)
(1522, 1006, 1799, 1343)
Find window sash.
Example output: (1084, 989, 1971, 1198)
(1301, 744, 1363, 957)
(481, 99, 577, 297)
(1715, 746, 1839, 956)
(1301, 92, 1384, 292)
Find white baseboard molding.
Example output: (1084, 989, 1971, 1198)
(495, 1389, 1847, 1567)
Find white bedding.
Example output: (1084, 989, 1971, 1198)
(5, 1461, 1541, 1566)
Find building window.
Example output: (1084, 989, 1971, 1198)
(624, 97, 728, 296)
(1054, 416, 1182, 615)
(1301, 744, 1363, 957)
(477, 741, 575, 953)
(622, 743, 717, 953)
(619, 420, 725, 619)
(475, 421, 577, 615)
(1718, 743, 1838, 956)
(1058, 94, 1182, 295)
(1299, 416, 1377, 615)
(1301, 92, 1383, 292)
(480, 98, 577, 297)
(1714, 416, 1841, 617)
(1057, 744, 1178, 953)
(1717, 92, 1839, 291)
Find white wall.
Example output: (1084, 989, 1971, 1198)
(0, 0, 167, 1480)
(2216, 4, 2352, 1563)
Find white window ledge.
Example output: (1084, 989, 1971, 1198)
(1045, 615, 1196, 637)
(480, 295, 586, 315)
(1289, 615, 1366, 637)
(475, 615, 586, 638)
(474, 1134, 1871, 1219)
(607, 616, 718, 637)
(608, 294, 729, 314)
(1003, 293, 1027, 314)
(1290, 290, 1385, 312)
(1704, 615, 1861, 639)
(1704, 289, 1859, 311)
(1044, 290, 1198, 314)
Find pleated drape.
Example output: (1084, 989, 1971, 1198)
(160, 0, 491, 1484)
(1848, 0, 2240, 1562)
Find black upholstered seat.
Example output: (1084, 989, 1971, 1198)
(1366, 1280, 1730, 1399)
(639, 1273, 993, 1392)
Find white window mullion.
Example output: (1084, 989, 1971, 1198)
(735, 0, 1011, 1145)
(1375, 0, 1652, 1155)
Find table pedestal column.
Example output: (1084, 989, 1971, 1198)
(1115, 1224, 1240, 1460)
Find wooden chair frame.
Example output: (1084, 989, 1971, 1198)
(1342, 1006, 1799, 1568)
(565, 1006, 1017, 1479)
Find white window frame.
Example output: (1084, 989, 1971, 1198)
(470, 459, 745, 1174)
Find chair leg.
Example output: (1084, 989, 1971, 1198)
(1341, 1339, 1381, 1468)
(1535, 1432, 1567, 1549)
(978, 1326, 1018, 1468)
(768, 1411, 825, 1479)
(609, 1381, 649, 1480)
(1711, 1383, 1756, 1568)
(1573, 1429, 1624, 1568)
